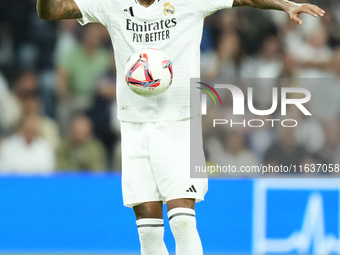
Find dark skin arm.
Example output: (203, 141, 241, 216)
(36, 0, 154, 20)
(36, 0, 82, 20)
(233, 0, 325, 25)
(37, 0, 324, 22)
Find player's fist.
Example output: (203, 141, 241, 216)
(288, 3, 325, 25)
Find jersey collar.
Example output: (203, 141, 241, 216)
(134, 0, 162, 9)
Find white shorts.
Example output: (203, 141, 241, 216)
(121, 115, 208, 208)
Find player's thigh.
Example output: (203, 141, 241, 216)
(150, 116, 208, 202)
(121, 121, 162, 207)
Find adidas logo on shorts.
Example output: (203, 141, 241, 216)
(186, 185, 197, 193)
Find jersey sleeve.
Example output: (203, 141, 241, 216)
(191, 0, 234, 17)
(73, 0, 109, 26)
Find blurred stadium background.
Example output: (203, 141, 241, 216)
(0, 0, 340, 254)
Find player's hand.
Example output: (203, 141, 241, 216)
(288, 3, 325, 25)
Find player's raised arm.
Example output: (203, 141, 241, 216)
(37, 0, 82, 20)
(232, 0, 325, 25)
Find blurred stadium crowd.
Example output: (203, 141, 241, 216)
(0, 0, 340, 174)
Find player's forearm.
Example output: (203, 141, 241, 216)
(233, 0, 292, 11)
(255, 0, 292, 11)
(233, 0, 325, 25)
(36, 0, 81, 20)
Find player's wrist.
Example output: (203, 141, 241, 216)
(285, 0, 300, 14)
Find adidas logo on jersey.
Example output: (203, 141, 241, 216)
(186, 185, 197, 193)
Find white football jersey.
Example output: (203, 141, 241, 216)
(74, 0, 233, 122)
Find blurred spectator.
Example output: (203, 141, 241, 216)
(217, 9, 240, 34)
(321, 7, 340, 48)
(296, 27, 333, 77)
(19, 95, 60, 149)
(330, 48, 340, 77)
(57, 24, 111, 133)
(300, 73, 340, 121)
(264, 126, 309, 167)
(38, 19, 78, 119)
(13, 71, 40, 100)
(12, 71, 61, 148)
(282, 18, 306, 65)
(278, 53, 298, 78)
(17, 0, 57, 71)
(202, 32, 243, 78)
(290, 104, 325, 154)
(8, 4, 56, 72)
(241, 35, 283, 78)
(0, 24, 14, 77)
(0, 114, 55, 174)
(236, 8, 278, 54)
(88, 62, 118, 169)
(210, 130, 260, 176)
(54, 20, 79, 66)
(318, 118, 340, 165)
(56, 115, 105, 171)
(0, 72, 21, 134)
(248, 115, 276, 161)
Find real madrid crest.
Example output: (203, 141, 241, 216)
(163, 2, 175, 16)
